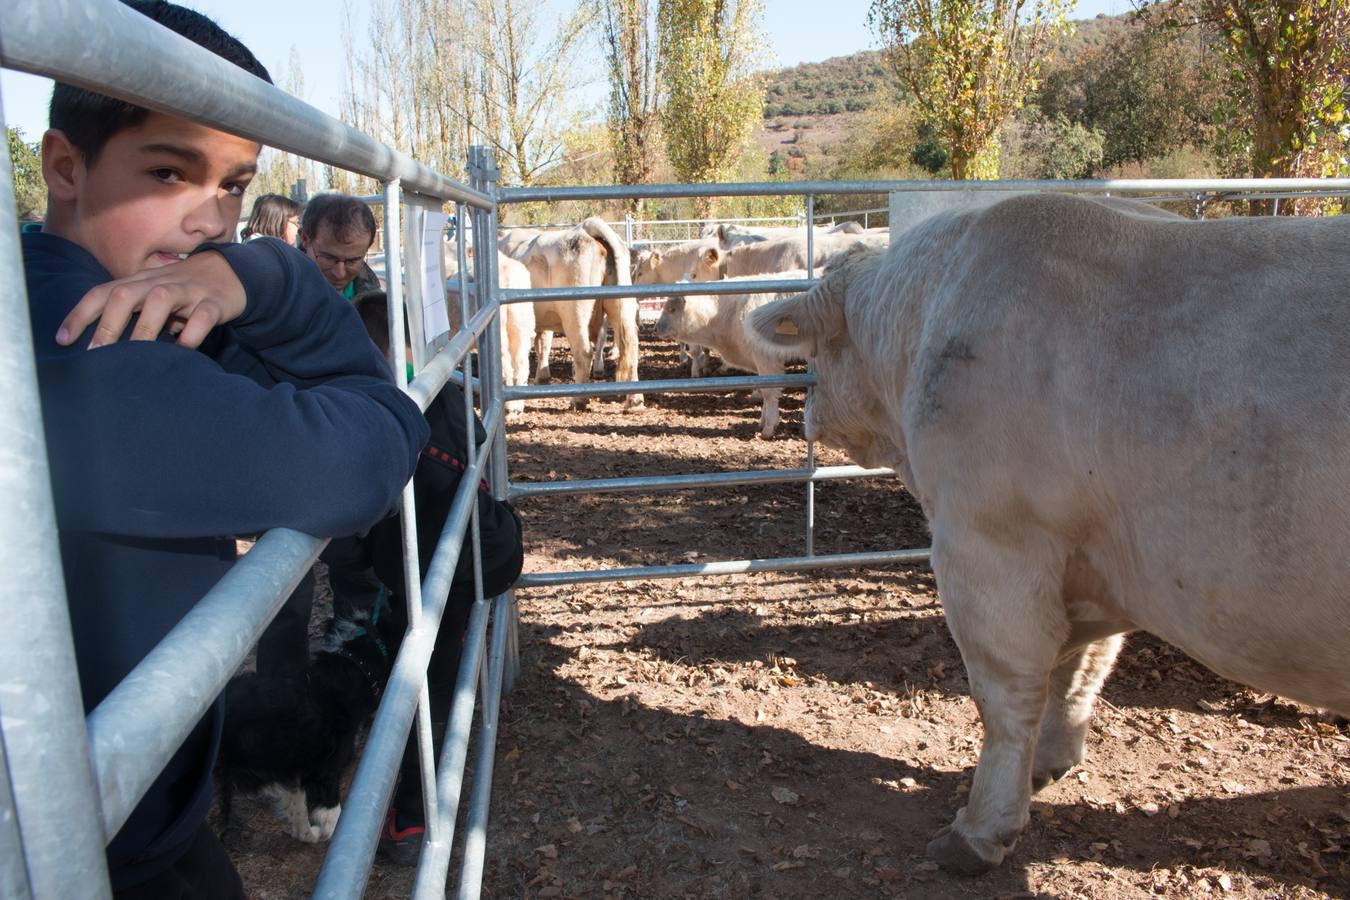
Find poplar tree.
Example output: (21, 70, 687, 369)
(657, 0, 765, 217)
(601, 0, 660, 210)
(868, 0, 1073, 179)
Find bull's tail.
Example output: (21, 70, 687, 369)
(580, 217, 632, 287)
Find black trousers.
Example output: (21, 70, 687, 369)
(114, 825, 244, 900)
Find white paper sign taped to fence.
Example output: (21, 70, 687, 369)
(419, 210, 451, 341)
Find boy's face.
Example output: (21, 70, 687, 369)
(42, 111, 260, 280)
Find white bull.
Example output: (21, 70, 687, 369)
(655, 273, 806, 438)
(745, 193, 1350, 873)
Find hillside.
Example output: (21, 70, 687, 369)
(756, 12, 1135, 177)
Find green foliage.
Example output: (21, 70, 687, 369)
(602, 0, 661, 208)
(658, 0, 766, 216)
(762, 50, 887, 119)
(1142, 0, 1348, 209)
(7, 127, 46, 220)
(1010, 113, 1105, 178)
(868, 0, 1074, 179)
(911, 120, 948, 174)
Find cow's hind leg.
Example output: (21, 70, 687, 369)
(533, 330, 554, 385)
(1033, 633, 1124, 790)
(926, 529, 1067, 875)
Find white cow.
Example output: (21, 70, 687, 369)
(692, 231, 887, 281)
(500, 218, 642, 410)
(656, 272, 807, 438)
(632, 239, 724, 376)
(745, 193, 1350, 873)
(444, 247, 535, 416)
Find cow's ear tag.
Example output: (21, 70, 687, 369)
(774, 317, 799, 336)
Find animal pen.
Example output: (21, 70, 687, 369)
(4, 2, 1350, 898)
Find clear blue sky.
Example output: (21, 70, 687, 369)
(2, 0, 1131, 143)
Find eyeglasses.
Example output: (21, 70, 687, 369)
(311, 248, 367, 268)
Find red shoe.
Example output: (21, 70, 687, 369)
(378, 808, 425, 866)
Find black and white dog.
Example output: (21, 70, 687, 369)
(217, 610, 396, 842)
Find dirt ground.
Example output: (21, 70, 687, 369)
(223, 328, 1350, 899)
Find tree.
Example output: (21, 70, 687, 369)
(7, 127, 45, 220)
(473, 0, 598, 186)
(1147, 0, 1348, 209)
(1032, 22, 1223, 172)
(868, 0, 1074, 179)
(600, 0, 661, 211)
(658, 0, 766, 217)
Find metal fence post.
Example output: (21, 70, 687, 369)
(0, 95, 113, 899)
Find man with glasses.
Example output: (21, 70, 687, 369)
(299, 192, 382, 299)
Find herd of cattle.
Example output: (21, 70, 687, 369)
(445, 216, 887, 433)
(453, 194, 1350, 874)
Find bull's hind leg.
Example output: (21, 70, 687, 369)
(1033, 633, 1124, 790)
(925, 529, 1067, 875)
(560, 305, 595, 410)
(533, 330, 554, 384)
(610, 299, 643, 410)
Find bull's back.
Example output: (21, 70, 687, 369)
(898, 196, 1350, 712)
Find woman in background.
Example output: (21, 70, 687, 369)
(241, 193, 302, 245)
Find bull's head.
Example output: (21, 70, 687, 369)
(746, 244, 901, 469)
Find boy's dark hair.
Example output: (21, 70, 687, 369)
(351, 290, 391, 357)
(351, 290, 413, 362)
(302, 193, 378, 246)
(48, 0, 272, 166)
(241, 194, 303, 241)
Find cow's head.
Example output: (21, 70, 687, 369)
(746, 244, 899, 468)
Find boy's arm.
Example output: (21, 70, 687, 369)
(36, 239, 429, 539)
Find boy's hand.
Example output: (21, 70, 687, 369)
(57, 250, 247, 350)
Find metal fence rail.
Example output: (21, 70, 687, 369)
(0, 1, 513, 898)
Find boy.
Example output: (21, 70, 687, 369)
(23, 1, 429, 896)
(349, 290, 524, 864)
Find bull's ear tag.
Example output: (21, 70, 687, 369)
(774, 317, 800, 336)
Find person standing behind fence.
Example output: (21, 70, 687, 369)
(347, 290, 525, 866)
(299, 192, 382, 298)
(23, 1, 429, 896)
(240, 193, 301, 245)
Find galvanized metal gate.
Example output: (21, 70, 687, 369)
(4, 2, 1350, 898)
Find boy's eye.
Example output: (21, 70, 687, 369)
(224, 182, 248, 198)
(151, 168, 182, 183)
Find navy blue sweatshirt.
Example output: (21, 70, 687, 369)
(23, 233, 429, 888)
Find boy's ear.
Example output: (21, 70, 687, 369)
(41, 130, 83, 202)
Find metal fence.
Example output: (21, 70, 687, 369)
(5, 3, 1350, 899)
(0, 2, 513, 899)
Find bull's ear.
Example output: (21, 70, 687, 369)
(746, 283, 845, 361)
(651, 249, 663, 263)
(701, 247, 721, 267)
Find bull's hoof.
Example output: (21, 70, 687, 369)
(533, 372, 552, 385)
(926, 826, 1006, 875)
(1031, 764, 1075, 792)
(570, 398, 590, 411)
(623, 395, 645, 412)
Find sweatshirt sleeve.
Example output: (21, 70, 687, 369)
(35, 239, 429, 540)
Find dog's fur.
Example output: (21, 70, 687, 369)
(217, 611, 395, 842)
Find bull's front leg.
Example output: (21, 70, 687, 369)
(1033, 633, 1124, 790)
(926, 529, 1067, 874)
